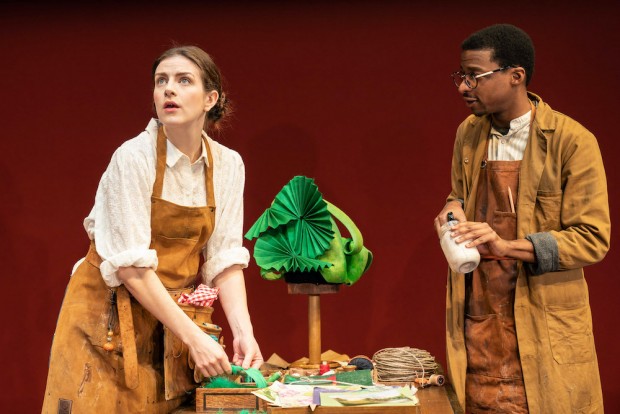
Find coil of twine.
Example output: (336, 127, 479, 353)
(372, 347, 439, 382)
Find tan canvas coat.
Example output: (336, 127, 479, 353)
(445, 93, 610, 413)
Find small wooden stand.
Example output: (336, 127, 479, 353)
(287, 283, 339, 368)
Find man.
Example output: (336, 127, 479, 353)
(434, 24, 609, 413)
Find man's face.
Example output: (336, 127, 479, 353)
(457, 49, 513, 117)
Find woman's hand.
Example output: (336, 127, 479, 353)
(232, 334, 264, 369)
(214, 265, 263, 370)
(118, 266, 233, 378)
(186, 330, 232, 377)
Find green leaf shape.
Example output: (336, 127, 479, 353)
(245, 176, 334, 259)
(254, 230, 332, 274)
(245, 207, 296, 240)
(273, 176, 333, 257)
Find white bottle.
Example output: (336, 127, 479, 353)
(439, 212, 480, 273)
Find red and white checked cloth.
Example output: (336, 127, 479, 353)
(178, 284, 220, 307)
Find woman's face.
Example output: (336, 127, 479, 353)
(153, 55, 217, 130)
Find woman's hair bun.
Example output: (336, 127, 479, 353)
(208, 91, 230, 123)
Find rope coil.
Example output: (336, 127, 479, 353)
(372, 347, 439, 382)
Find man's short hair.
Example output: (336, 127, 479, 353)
(462, 24, 535, 86)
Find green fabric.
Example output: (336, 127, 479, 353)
(202, 365, 268, 389)
(202, 376, 255, 389)
(231, 365, 268, 388)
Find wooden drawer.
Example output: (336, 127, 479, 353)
(195, 387, 268, 413)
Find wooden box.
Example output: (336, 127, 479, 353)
(195, 387, 269, 413)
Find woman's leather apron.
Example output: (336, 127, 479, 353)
(42, 127, 216, 414)
(464, 134, 529, 413)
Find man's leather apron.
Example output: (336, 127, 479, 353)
(42, 127, 217, 414)
(464, 140, 528, 413)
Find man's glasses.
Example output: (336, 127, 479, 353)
(451, 66, 513, 89)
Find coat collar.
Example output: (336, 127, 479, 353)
(527, 91, 556, 134)
(464, 91, 554, 131)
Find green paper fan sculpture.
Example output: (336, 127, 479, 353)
(246, 176, 334, 259)
(245, 176, 373, 285)
(254, 230, 333, 274)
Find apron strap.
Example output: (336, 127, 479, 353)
(153, 126, 167, 199)
(116, 286, 140, 390)
(85, 243, 140, 390)
(203, 133, 216, 209)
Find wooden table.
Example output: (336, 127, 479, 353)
(174, 383, 463, 413)
(415, 384, 463, 414)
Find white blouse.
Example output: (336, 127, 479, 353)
(80, 119, 249, 287)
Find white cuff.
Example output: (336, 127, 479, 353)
(100, 248, 159, 287)
(201, 247, 250, 286)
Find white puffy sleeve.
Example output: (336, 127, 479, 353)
(90, 135, 158, 287)
(201, 142, 250, 285)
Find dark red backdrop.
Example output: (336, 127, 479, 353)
(2, 1, 618, 412)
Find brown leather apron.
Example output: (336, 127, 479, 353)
(464, 139, 528, 412)
(42, 127, 217, 413)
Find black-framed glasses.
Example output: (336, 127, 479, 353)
(451, 66, 512, 89)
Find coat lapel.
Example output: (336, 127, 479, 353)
(516, 93, 554, 238)
(463, 117, 491, 220)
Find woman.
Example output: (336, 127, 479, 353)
(42, 45, 263, 413)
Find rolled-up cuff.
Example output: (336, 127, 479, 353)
(202, 247, 250, 286)
(100, 249, 159, 287)
(525, 232, 559, 275)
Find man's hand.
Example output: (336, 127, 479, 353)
(450, 221, 508, 258)
(434, 200, 466, 237)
